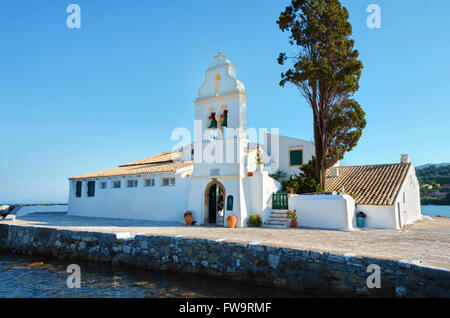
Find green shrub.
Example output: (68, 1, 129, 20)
(247, 214, 262, 227)
(282, 175, 321, 194)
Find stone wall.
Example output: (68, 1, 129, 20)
(0, 223, 449, 297)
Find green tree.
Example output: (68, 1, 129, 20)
(277, 0, 366, 188)
(281, 158, 321, 194)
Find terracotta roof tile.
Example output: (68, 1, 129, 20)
(119, 152, 182, 167)
(69, 151, 192, 179)
(69, 161, 193, 179)
(325, 163, 411, 206)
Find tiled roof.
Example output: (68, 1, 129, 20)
(119, 152, 182, 167)
(325, 163, 412, 206)
(69, 161, 193, 179)
(69, 151, 192, 179)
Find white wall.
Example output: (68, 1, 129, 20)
(356, 165, 422, 230)
(264, 132, 315, 177)
(244, 169, 281, 225)
(289, 194, 356, 230)
(68, 173, 191, 223)
(394, 165, 422, 226)
(356, 204, 397, 230)
(186, 177, 247, 227)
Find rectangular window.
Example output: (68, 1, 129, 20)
(144, 179, 155, 187)
(289, 148, 303, 166)
(161, 177, 175, 187)
(87, 181, 95, 197)
(100, 181, 107, 189)
(75, 181, 82, 198)
(113, 181, 121, 189)
(127, 180, 138, 188)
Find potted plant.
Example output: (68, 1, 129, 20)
(286, 209, 298, 228)
(247, 214, 262, 227)
(227, 215, 237, 228)
(247, 171, 253, 177)
(184, 211, 193, 225)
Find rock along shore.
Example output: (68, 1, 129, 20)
(0, 223, 449, 297)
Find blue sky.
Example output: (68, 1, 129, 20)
(1, 0, 449, 203)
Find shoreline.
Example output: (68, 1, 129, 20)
(1, 218, 449, 297)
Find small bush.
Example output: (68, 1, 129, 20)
(247, 214, 262, 227)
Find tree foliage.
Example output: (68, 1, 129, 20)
(281, 158, 321, 194)
(277, 0, 366, 188)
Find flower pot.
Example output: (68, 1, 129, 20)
(227, 215, 237, 228)
(184, 214, 193, 226)
(290, 220, 297, 228)
(247, 172, 253, 177)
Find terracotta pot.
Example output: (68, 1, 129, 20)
(247, 172, 253, 177)
(290, 220, 297, 228)
(184, 214, 193, 226)
(227, 215, 237, 228)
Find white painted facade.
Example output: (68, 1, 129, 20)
(263, 132, 315, 177)
(68, 54, 281, 227)
(67, 53, 422, 231)
(289, 194, 356, 230)
(356, 164, 422, 230)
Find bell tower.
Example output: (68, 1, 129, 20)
(194, 52, 247, 140)
(187, 53, 250, 228)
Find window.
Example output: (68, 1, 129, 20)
(75, 181, 82, 198)
(113, 181, 121, 188)
(100, 181, 107, 189)
(161, 177, 175, 187)
(87, 181, 95, 197)
(144, 179, 155, 187)
(289, 148, 303, 166)
(127, 180, 138, 188)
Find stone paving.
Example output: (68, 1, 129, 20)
(4, 214, 450, 270)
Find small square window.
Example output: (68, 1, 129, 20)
(100, 181, 107, 189)
(144, 179, 155, 187)
(127, 180, 138, 188)
(161, 177, 175, 187)
(289, 148, 303, 166)
(113, 181, 121, 188)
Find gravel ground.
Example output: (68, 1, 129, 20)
(4, 214, 450, 270)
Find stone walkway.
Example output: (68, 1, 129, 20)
(4, 214, 450, 270)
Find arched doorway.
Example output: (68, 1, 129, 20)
(204, 180, 225, 225)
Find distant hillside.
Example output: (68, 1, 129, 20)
(416, 165, 450, 185)
(417, 163, 450, 169)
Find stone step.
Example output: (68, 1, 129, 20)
(271, 210, 288, 213)
(269, 217, 288, 221)
(264, 220, 287, 226)
(264, 222, 287, 229)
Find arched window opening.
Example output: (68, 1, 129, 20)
(214, 74, 221, 96)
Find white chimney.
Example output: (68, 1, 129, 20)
(401, 154, 409, 164)
(330, 167, 339, 178)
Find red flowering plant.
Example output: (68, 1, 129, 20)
(184, 211, 193, 217)
(286, 209, 297, 221)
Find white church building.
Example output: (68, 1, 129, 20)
(67, 54, 422, 230)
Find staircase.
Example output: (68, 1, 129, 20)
(264, 210, 288, 228)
